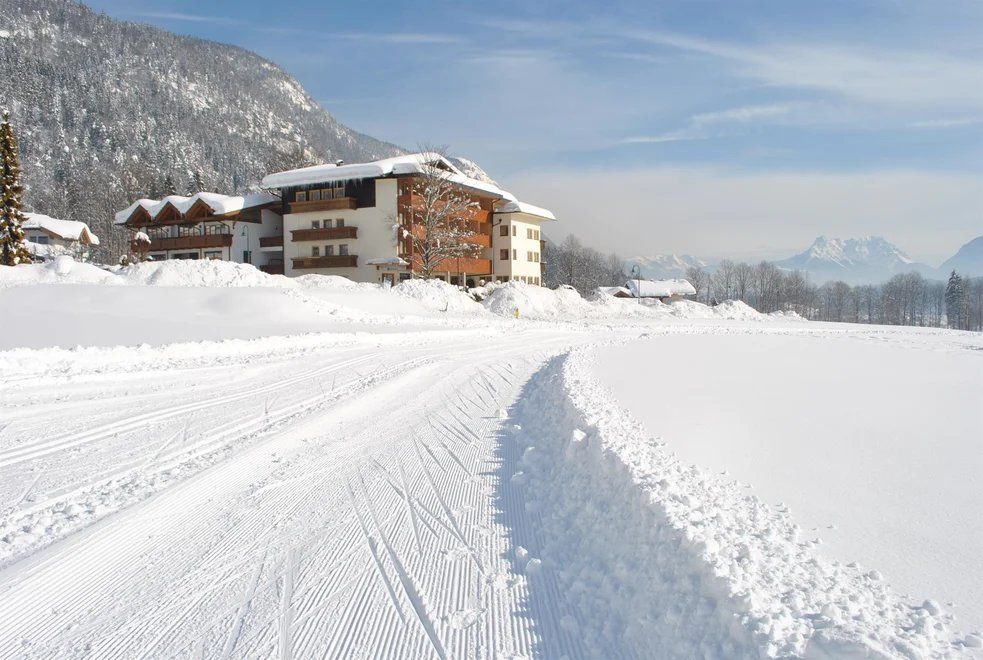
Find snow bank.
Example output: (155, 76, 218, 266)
(0, 256, 118, 287)
(118, 259, 293, 288)
(506, 348, 961, 657)
(482, 281, 656, 320)
(391, 278, 486, 314)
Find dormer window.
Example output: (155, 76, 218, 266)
(295, 191, 307, 202)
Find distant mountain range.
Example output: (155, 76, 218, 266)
(627, 254, 710, 280)
(774, 236, 934, 284)
(630, 235, 983, 285)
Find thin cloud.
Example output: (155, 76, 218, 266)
(622, 103, 796, 145)
(131, 11, 242, 26)
(336, 32, 464, 45)
(909, 117, 983, 128)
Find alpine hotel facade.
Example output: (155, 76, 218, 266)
(116, 154, 554, 286)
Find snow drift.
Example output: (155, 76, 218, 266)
(504, 348, 964, 657)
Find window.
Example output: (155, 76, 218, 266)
(242, 250, 252, 264)
(527, 251, 533, 261)
(295, 191, 307, 202)
(500, 225, 508, 237)
(527, 228, 534, 239)
(534, 252, 540, 263)
(35, 235, 49, 244)
(312, 246, 320, 257)
(339, 244, 349, 256)
(325, 245, 335, 256)
(336, 218, 345, 227)
(534, 230, 540, 240)
(324, 219, 333, 228)
(499, 249, 509, 261)
(512, 249, 517, 260)
(512, 225, 517, 237)
(311, 220, 321, 229)
(204, 250, 222, 260)
(309, 189, 321, 201)
(333, 184, 345, 198)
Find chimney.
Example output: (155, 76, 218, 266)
(335, 159, 344, 166)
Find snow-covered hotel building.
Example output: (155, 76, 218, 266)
(261, 154, 554, 286)
(115, 193, 285, 272)
(23, 212, 101, 260)
(116, 154, 555, 286)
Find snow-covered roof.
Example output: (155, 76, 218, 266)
(263, 153, 557, 223)
(626, 278, 696, 298)
(23, 213, 100, 245)
(114, 192, 278, 225)
(598, 286, 632, 297)
(495, 199, 556, 221)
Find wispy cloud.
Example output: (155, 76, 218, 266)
(623, 103, 797, 145)
(132, 11, 242, 26)
(625, 30, 983, 110)
(337, 32, 464, 45)
(909, 117, 983, 129)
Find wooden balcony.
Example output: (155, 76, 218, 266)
(260, 263, 284, 275)
(290, 226, 358, 242)
(432, 257, 493, 275)
(288, 197, 357, 214)
(132, 234, 232, 251)
(259, 235, 283, 248)
(291, 255, 358, 270)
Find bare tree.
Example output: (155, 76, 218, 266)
(685, 265, 709, 303)
(401, 147, 481, 280)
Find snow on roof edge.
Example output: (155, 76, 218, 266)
(23, 212, 101, 245)
(114, 192, 277, 225)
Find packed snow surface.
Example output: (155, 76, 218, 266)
(0, 258, 979, 657)
(594, 333, 983, 632)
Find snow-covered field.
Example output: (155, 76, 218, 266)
(1, 259, 980, 658)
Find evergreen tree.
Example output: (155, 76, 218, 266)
(163, 173, 178, 196)
(0, 114, 31, 266)
(187, 170, 206, 195)
(944, 270, 967, 329)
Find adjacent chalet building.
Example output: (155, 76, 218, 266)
(23, 212, 101, 260)
(115, 154, 556, 286)
(625, 278, 697, 302)
(114, 193, 284, 272)
(260, 154, 555, 286)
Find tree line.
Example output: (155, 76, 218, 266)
(542, 235, 627, 294)
(684, 261, 983, 331)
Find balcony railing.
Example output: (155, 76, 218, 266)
(259, 235, 283, 248)
(132, 234, 233, 251)
(288, 197, 357, 214)
(260, 263, 284, 275)
(290, 226, 358, 241)
(432, 257, 493, 275)
(291, 255, 358, 270)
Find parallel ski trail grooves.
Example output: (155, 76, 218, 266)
(0, 354, 375, 469)
(0, 331, 586, 658)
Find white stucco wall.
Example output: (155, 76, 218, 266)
(283, 178, 399, 282)
(492, 212, 545, 283)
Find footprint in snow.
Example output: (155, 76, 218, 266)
(445, 607, 484, 630)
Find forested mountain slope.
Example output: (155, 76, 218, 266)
(0, 0, 403, 257)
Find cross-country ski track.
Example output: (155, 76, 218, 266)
(0, 323, 979, 658)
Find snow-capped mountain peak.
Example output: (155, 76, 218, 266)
(776, 236, 928, 283)
(627, 254, 709, 279)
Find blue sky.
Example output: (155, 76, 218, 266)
(86, 0, 983, 262)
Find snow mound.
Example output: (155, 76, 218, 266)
(119, 260, 293, 288)
(508, 348, 959, 657)
(0, 257, 118, 287)
(292, 274, 377, 292)
(483, 281, 655, 320)
(391, 278, 485, 314)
